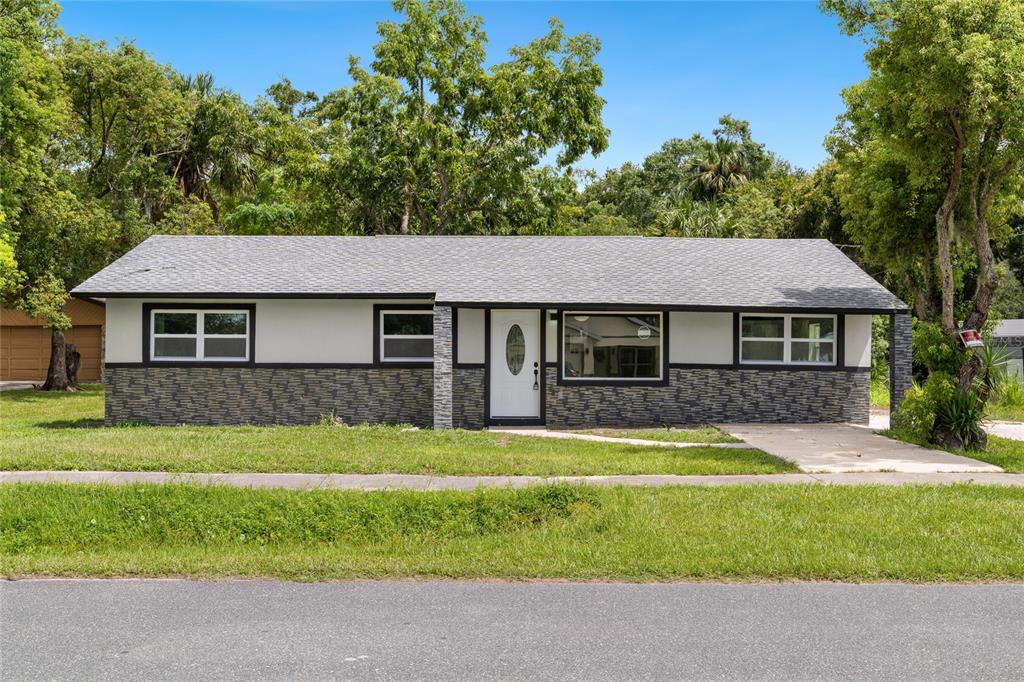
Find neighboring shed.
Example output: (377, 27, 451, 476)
(993, 319, 1024, 381)
(0, 300, 105, 381)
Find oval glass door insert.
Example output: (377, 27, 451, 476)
(505, 324, 526, 375)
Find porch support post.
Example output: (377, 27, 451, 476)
(889, 311, 912, 416)
(433, 304, 454, 429)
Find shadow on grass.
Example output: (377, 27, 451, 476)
(37, 418, 105, 429)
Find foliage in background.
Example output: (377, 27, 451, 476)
(824, 0, 1024, 393)
(911, 320, 967, 379)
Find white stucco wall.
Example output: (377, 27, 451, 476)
(669, 311, 733, 364)
(106, 300, 875, 369)
(456, 308, 485, 364)
(546, 311, 558, 362)
(256, 300, 374, 363)
(104, 298, 431, 363)
(845, 314, 872, 368)
(105, 299, 144, 363)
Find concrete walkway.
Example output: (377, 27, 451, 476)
(719, 423, 1003, 474)
(987, 422, 1024, 441)
(489, 427, 750, 449)
(0, 381, 36, 392)
(871, 409, 1024, 443)
(3, 469, 1024, 489)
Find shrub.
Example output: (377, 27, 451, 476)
(974, 344, 1010, 403)
(933, 389, 986, 450)
(995, 379, 1024, 409)
(912, 320, 966, 376)
(891, 372, 955, 443)
(892, 371, 987, 450)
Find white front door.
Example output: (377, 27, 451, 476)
(489, 309, 542, 420)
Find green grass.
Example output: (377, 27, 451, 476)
(966, 435, 1024, 473)
(882, 428, 1024, 473)
(567, 426, 741, 444)
(4, 482, 1024, 581)
(870, 377, 890, 409)
(985, 404, 1024, 422)
(0, 385, 794, 476)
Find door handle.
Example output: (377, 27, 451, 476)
(533, 362, 540, 390)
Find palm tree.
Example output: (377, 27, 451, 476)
(165, 73, 254, 223)
(685, 138, 751, 200)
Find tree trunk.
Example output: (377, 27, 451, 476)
(400, 181, 412, 235)
(40, 328, 70, 391)
(936, 110, 966, 335)
(956, 180, 1005, 392)
(65, 343, 81, 389)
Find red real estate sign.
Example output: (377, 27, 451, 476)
(959, 329, 984, 348)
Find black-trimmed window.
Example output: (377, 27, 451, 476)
(739, 314, 836, 365)
(561, 312, 663, 381)
(150, 309, 250, 362)
(379, 309, 433, 362)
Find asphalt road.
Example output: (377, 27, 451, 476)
(2, 580, 1023, 681)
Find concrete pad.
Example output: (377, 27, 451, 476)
(868, 409, 890, 431)
(490, 427, 751, 449)
(718, 423, 1003, 474)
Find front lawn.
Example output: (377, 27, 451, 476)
(3, 482, 1024, 582)
(568, 426, 740, 444)
(870, 377, 890, 409)
(0, 386, 794, 476)
(968, 435, 1024, 473)
(882, 428, 1024, 473)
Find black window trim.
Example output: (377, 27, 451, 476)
(373, 303, 435, 368)
(556, 310, 669, 387)
(738, 312, 840, 367)
(142, 302, 256, 367)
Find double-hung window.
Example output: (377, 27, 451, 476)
(561, 312, 663, 381)
(379, 309, 433, 363)
(150, 309, 250, 362)
(739, 314, 835, 366)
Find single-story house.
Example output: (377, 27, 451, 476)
(71, 235, 911, 428)
(0, 299, 105, 382)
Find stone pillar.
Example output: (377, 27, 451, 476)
(889, 312, 912, 415)
(433, 304, 453, 429)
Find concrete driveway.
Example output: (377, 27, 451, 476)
(720, 423, 1002, 474)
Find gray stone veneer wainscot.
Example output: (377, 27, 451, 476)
(105, 366, 433, 426)
(544, 366, 869, 428)
(453, 366, 485, 430)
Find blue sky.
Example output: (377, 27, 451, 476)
(59, 1, 867, 173)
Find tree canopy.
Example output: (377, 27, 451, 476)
(823, 0, 1024, 386)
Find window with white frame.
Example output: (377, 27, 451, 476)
(739, 314, 835, 365)
(379, 309, 433, 362)
(561, 312, 663, 380)
(150, 310, 250, 362)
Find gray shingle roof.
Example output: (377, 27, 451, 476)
(72, 235, 906, 311)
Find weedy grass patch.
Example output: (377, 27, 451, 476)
(4, 482, 1024, 582)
